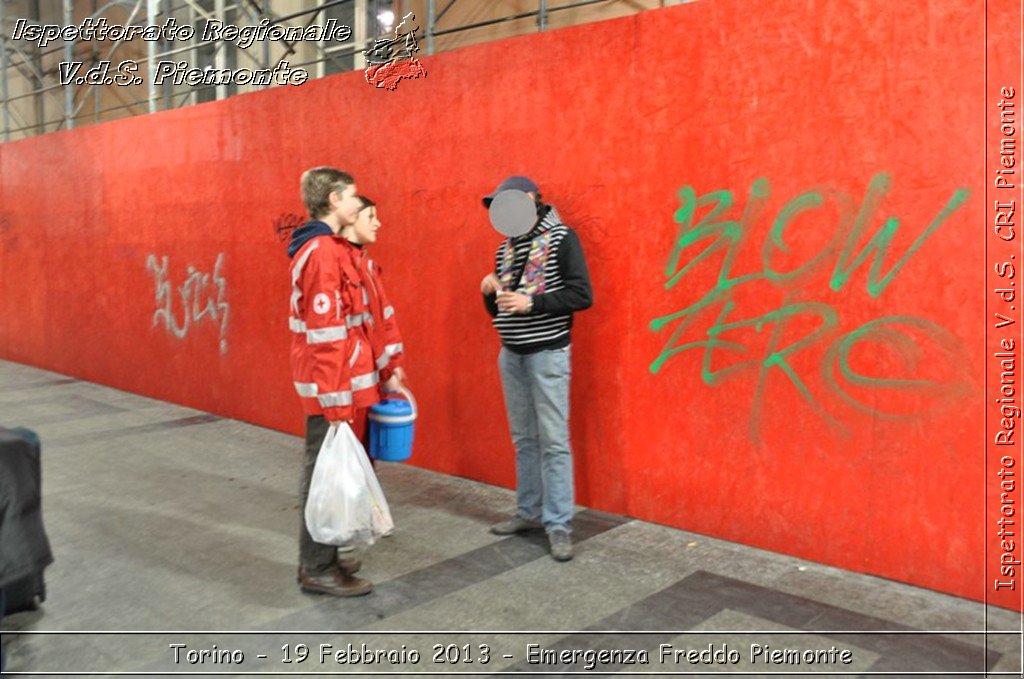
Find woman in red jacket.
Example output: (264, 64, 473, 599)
(338, 196, 408, 440)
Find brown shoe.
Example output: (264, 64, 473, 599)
(298, 567, 373, 597)
(295, 558, 362, 583)
(337, 556, 362, 575)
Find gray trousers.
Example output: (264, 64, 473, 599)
(299, 415, 337, 573)
(298, 414, 375, 572)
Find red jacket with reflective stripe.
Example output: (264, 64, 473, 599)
(354, 246, 405, 383)
(289, 235, 403, 421)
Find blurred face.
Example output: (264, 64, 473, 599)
(329, 184, 362, 228)
(350, 205, 381, 244)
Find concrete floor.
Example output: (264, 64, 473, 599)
(0, 358, 1020, 677)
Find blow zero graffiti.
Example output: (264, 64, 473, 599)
(145, 253, 230, 353)
(650, 173, 972, 441)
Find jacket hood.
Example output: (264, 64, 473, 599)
(287, 220, 334, 258)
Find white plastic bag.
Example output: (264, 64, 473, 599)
(304, 422, 394, 546)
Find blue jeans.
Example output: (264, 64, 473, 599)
(498, 346, 574, 533)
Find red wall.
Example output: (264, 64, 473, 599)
(1, 0, 1017, 608)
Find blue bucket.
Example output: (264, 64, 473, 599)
(368, 387, 417, 462)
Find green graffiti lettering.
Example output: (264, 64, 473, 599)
(650, 173, 972, 441)
(823, 316, 972, 418)
(748, 302, 842, 440)
(665, 179, 768, 293)
(700, 301, 838, 390)
(830, 173, 970, 296)
(697, 300, 841, 439)
(651, 296, 843, 443)
(649, 289, 739, 375)
(762, 192, 835, 283)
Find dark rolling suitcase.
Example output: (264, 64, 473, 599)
(0, 426, 52, 616)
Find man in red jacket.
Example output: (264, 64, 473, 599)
(286, 167, 378, 597)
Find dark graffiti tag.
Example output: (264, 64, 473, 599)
(0, 215, 16, 248)
(273, 213, 304, 242)
(649, 173, 972, 442)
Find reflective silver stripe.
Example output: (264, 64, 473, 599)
(362, 288, 369, 305)
(346, 312, 373, 328)
(293, 313, 371, 337)
(318, 390, 353, 408)
(290, 240, 319, 315)
(383, 306, 395, 320)
(352, 371, 379, 391)
(348, 340, 361, 367)
(376, 341, 403, 369)
(303, 375, 372, 406)
(306, 325, 348, 344)
(294, 381, 318, 397)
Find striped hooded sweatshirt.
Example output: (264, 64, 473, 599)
(483, 205, 593, 354)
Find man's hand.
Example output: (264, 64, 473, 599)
(383, 366, 407, 394)
(481, 273, 502, 295)
(497, 290, 533, 314)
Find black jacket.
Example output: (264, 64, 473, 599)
(483, 205, 593, 353)
(0, 427, 53, 589)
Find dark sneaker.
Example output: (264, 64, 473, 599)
(548, 529, 573, 561)
(490, 516, 542, 535)
(298, 567, 373, 597)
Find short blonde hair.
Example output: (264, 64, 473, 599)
(301, 167, 355, 219)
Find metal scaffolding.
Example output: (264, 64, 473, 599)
(0, 0, 670, 141)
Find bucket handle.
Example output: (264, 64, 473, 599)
(391, 386, 417, 420)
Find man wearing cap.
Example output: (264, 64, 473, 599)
(480, 176, 593, 561)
